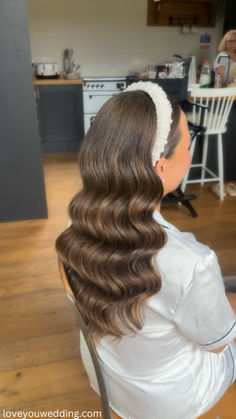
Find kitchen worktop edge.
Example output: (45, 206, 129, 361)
(34, 78, 83, 85)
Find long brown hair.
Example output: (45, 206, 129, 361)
(56, 90, 181, 339)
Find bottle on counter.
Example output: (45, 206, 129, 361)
(210, 68, 215, 87)
(199, 59, 211, 88)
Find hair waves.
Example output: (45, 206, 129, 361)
(56, 91, 180, 339)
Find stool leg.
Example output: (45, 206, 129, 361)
(201, 134, 208, 186)
(181, 136, 197, 192)
(217, 134, 224, 201)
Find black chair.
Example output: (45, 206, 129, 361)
(162, 100, 207, 217)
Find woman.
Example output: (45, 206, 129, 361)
(56, 82, 236, 419)
(214, 29, 236, 85)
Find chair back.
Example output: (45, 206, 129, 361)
(58, 259, 113, 419)
(189, 87, 236, 135)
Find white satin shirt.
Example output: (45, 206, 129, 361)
(81, 211, 236, 419)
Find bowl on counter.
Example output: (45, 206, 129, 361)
(65, 72, 81, 80)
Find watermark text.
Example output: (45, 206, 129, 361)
(2, 410, 102, 419)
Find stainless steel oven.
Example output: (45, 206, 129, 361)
(83, 77, 126, 134)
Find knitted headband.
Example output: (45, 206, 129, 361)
(124, 81, 173, 165)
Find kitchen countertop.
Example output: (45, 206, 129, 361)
(187, 82, 236, 100)
(34, 77, 83, 85)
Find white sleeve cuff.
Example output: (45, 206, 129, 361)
(196, 320, 236, 350)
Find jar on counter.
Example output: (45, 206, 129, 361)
(214, 72, 222, 88)
(199, 59, 211, 87)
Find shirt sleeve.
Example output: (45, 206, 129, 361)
(174, 250, 236, 350)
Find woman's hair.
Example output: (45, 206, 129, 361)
(219, 29, 236, 51)
(56, 90, 181, 339)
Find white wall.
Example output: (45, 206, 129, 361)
(26, 0, 223, 77)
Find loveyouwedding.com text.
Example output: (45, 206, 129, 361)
(2, 410, 102, 419)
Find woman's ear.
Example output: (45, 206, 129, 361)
(154, 157, 167, 179)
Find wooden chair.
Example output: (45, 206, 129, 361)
(181, 87, 236, 201)
(58, 259, 122, 419)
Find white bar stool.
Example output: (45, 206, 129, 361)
(181, 87, 236, 201)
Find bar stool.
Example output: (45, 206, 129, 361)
(181, 87, 236, 201)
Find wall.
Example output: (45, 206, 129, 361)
(26, 0, 223, 77)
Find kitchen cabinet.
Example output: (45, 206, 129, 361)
(126, 76, 188, 101)
(0, 0, 47, 221)
(147, 0, 214, 27)
(36, 84, 84, 152)
(222, 102, 236, 181)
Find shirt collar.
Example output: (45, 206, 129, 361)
(153, 210, 179, 233)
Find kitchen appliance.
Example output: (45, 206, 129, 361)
(64, 48, 74, 74)
(83, 77, 126, 134)
(159, 55, 186, 79)
(217, 54, 236, 85)
(63, 49, 81, 80)
(36, 62, 59, 78)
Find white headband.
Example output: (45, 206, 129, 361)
(124, 81, 172, 165)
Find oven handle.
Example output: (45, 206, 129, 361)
(89, 94, 114, 99)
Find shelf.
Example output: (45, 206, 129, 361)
(147, 0, 215, 27)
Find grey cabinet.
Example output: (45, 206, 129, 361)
(36, 84, 84, 152)
(0, 0, 47, 221)
(223, 103, 236, 181)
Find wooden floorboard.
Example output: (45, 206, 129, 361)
(0, 152, 235, 418)
(0, 357, 95, 406)
(0, 330, 80, 373)
(0, 309, 76, 343)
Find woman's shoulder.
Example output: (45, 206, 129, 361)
(153, 210, 212, 262)
(151, 214, 220, 318)
(165, 227, 212, 260)
(153, 213, 218, 295)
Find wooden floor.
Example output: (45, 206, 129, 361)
(0, 153, 235, 418)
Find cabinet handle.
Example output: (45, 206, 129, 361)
(89, 94, 114, 99)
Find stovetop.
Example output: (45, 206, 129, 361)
(83, 76, 127, 91)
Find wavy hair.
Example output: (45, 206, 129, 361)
(56, 90, 181, 339)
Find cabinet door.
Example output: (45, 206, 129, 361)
(0, 0, 47, 221)
(38, 85, 84, 152)
(223, 102, 236, 181)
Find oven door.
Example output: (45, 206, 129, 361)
(83, 91, 114, 114)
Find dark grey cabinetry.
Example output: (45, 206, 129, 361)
(0, 0, 47, 222)
(36, 84, 84, 152)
